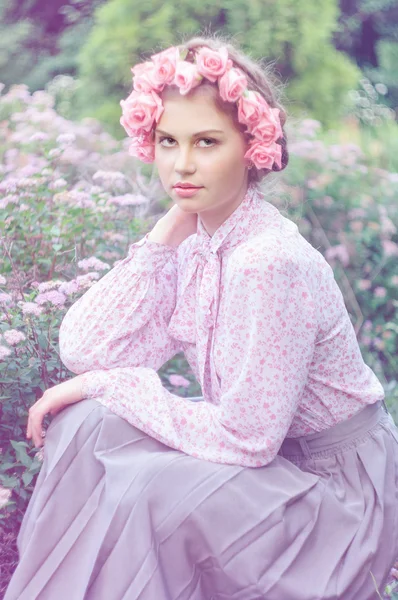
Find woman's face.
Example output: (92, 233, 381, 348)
(154, 86, 250, 235)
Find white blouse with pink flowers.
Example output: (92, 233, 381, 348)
(58, 183, 385, 467)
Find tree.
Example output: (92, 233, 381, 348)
(77, 0, 223, 130)
(0, 0, 103, 92)
(335, 0, 398, 109)
(77, 0, 361, 135)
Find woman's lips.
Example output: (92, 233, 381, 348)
(173, 186, 203, 197)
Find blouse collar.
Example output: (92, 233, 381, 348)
(194, 181, 266, 258)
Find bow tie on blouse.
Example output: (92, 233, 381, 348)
(167, 183, 264, 401)
(187, 238, 221, 329)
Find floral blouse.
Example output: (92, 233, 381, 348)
(58, 183, 385, 467)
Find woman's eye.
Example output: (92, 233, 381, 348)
(158, 137, 175, 147)
(198, 138, 216, 147)
(158, 137, 216, 147)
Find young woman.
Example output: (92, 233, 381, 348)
(5, 35, 398, 600)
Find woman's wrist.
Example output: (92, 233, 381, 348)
(147, 204, 198, 248)
(147, 227, 180, 247)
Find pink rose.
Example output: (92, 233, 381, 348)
(150, 46, 180, 87)
(131, 62, 150, 77)
(174, 61, 203, 95)
(196, 46, 231, 82)
(128, 134, 155, 163)
(251, 108, 283, 145)
(120, 90, 164, 136)
(218, 67, 248, 102)
(237, 90, 269, 133)
(131, 62, 163, 93)
(244, 140, 282, 170)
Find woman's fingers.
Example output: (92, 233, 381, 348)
(26, 377, 84, 448)
(27, 396, 49, 448)
(27, 408, 43, 448)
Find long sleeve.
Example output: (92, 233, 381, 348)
(59, 232, 182, 383)
(72, 244, 319, 468)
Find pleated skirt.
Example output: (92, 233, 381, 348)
(4, 397, 398, 600)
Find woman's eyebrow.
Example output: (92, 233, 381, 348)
(155, 128, 224, 136)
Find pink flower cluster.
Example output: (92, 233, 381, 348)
(120, 46, 283, 171)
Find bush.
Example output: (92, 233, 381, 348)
(279, 118, 398, 409)
(76, 0, 361, 135)
(0, 84, 200, 532)
(0, 84, 397, 598)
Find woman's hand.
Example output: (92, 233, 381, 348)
(148, 204, 198, 247)
(26, 375, 86, 448)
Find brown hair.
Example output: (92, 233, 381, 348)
(156, 33, 289, 185)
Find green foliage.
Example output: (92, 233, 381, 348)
(0, 440, 43, 532)
(279, 118, 398, 414)
(23, 19, 98, 91)
(335, 0, 398, 59)
(76, 0, 361, 135)
(364, 40, 398, 110)
(323, 116, 398, 174)
(0, 0, 103, 93)
(0, 87, 397, 597)
(335, 0, 398, 110)
(77, 0, 221, 135)
(1, 0, 396, 136)
(226, 0, 361, 126)
(0, 18, 36, 88)
(4, 0, 69, 31)
(287, 49, 360, 126)
(343, 76, 395, 129)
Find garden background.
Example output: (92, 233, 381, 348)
(0, 0, 397, 598)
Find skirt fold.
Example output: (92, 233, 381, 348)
(4, 398, 398, 600)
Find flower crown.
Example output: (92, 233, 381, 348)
(120, 45, 283, 171)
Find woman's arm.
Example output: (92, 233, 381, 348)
(58, 233, 183, 374)
(78, 243, 318, 467)
(59, 204, 197, 375)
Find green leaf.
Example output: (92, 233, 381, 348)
(37, 333, 48, 350)
(10, 440, 32, 468)
(0, 474, 19, 487)
(10, 440, 29, 449)
(28, 461, 42, 474)
(22, 471, 34, 486)
(19, 488, 29, 501)
(0, 462, 18, 472)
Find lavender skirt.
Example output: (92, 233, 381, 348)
(4, 397, 398, 600)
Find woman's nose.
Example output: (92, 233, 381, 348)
(174, 149, 195, 173)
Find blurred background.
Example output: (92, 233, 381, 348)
(0, 2, 398, 598)
(0, 0, 397, 133)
